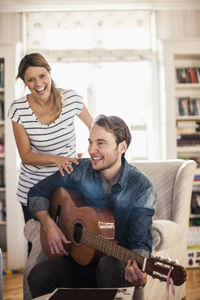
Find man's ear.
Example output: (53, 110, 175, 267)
(119, 141, 127, 154)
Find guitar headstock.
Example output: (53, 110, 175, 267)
(145, 255, 187, 286)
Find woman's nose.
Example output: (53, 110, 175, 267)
(35, 78, 42, 87)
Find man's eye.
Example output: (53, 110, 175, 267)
(27, 79, 33, 82)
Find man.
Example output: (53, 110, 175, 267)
(27, 114, 157, 299)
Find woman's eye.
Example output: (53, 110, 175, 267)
(27, 79, 33, 82)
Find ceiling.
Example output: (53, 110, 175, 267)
(0, 0, 200, 12)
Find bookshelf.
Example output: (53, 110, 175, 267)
(159, 39, 200, 268)
(0, 44, 26, 269)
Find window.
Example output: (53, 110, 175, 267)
(51, 60, 152, 160)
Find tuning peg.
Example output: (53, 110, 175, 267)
(157, 255, 165, 260)
(169, 259, 179, 265)
(167, 257, 172, 262)
(167, 257, 179, 265)
(152, 272, 167, 282)
(175, 259, 179, 264)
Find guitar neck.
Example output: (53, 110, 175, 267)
(83, 227, 145, 269)
(82, 226, 187, 286)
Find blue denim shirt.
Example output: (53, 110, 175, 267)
(28, 158, 157, 257)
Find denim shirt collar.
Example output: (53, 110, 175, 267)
(91, 156, 130, 190)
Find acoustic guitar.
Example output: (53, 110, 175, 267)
(40, 187, 187, 286)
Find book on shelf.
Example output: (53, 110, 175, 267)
(194, 177, 200, 183)
(176, 67, 200, 84)
(177, 139, 200, 146)
(189, 67, 198, 83)
(178, 133, 200, 140)
(0, 165, 5, 187)
(0, 100, 4, 120)
(177, 133, 200, 146)
(177, 120, 200, 128)
(177, 127, 198, 134)
(190, 217, 200, 226)
(176, 120, 200, 134)
(176, 97, 200, 116)
(177, 145, 200, 155)
(176, 68, 190, 83)
(0, 200, 6, 222)
(0, 61, 4, 88)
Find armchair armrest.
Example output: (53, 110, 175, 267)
(151, 220, 183, 252)
(24, 218, 40, 243)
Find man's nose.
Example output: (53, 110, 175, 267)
(89, 144, 97, 153)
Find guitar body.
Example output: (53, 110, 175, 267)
(40, 187, 116, 265)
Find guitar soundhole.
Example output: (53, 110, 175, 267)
(72, 220, 84, 246)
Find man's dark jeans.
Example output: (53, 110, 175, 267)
(28, 255, 130, 298)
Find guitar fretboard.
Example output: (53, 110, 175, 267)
(82, 226, 145, 267)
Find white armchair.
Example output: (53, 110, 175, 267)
(23, 159, 196, 300)
(132, 159, 196, 300)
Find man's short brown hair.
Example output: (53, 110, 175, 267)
(94, 114, 132, 155)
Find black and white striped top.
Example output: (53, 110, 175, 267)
(8, 88, 83, 205)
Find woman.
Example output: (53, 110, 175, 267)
(8, 53, 93, 225)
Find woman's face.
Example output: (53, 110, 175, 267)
(24, 66, 52, 102)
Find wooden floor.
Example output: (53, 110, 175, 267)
(186, 269, 200, 300)
(2, 269, 200, 300)
(3, 273, 23, 300)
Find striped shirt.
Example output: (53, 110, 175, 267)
(8, 88, 83, 205)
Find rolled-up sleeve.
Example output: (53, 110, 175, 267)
(28, 170, 67, 214)
(128, 186, 157, 256)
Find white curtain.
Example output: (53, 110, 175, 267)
(26, 10, 151, 51)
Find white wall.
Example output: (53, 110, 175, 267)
(156, 10, 200, 39)
(0, 13, 24, 44)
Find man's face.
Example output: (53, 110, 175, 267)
(88, 124, 124, 172)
